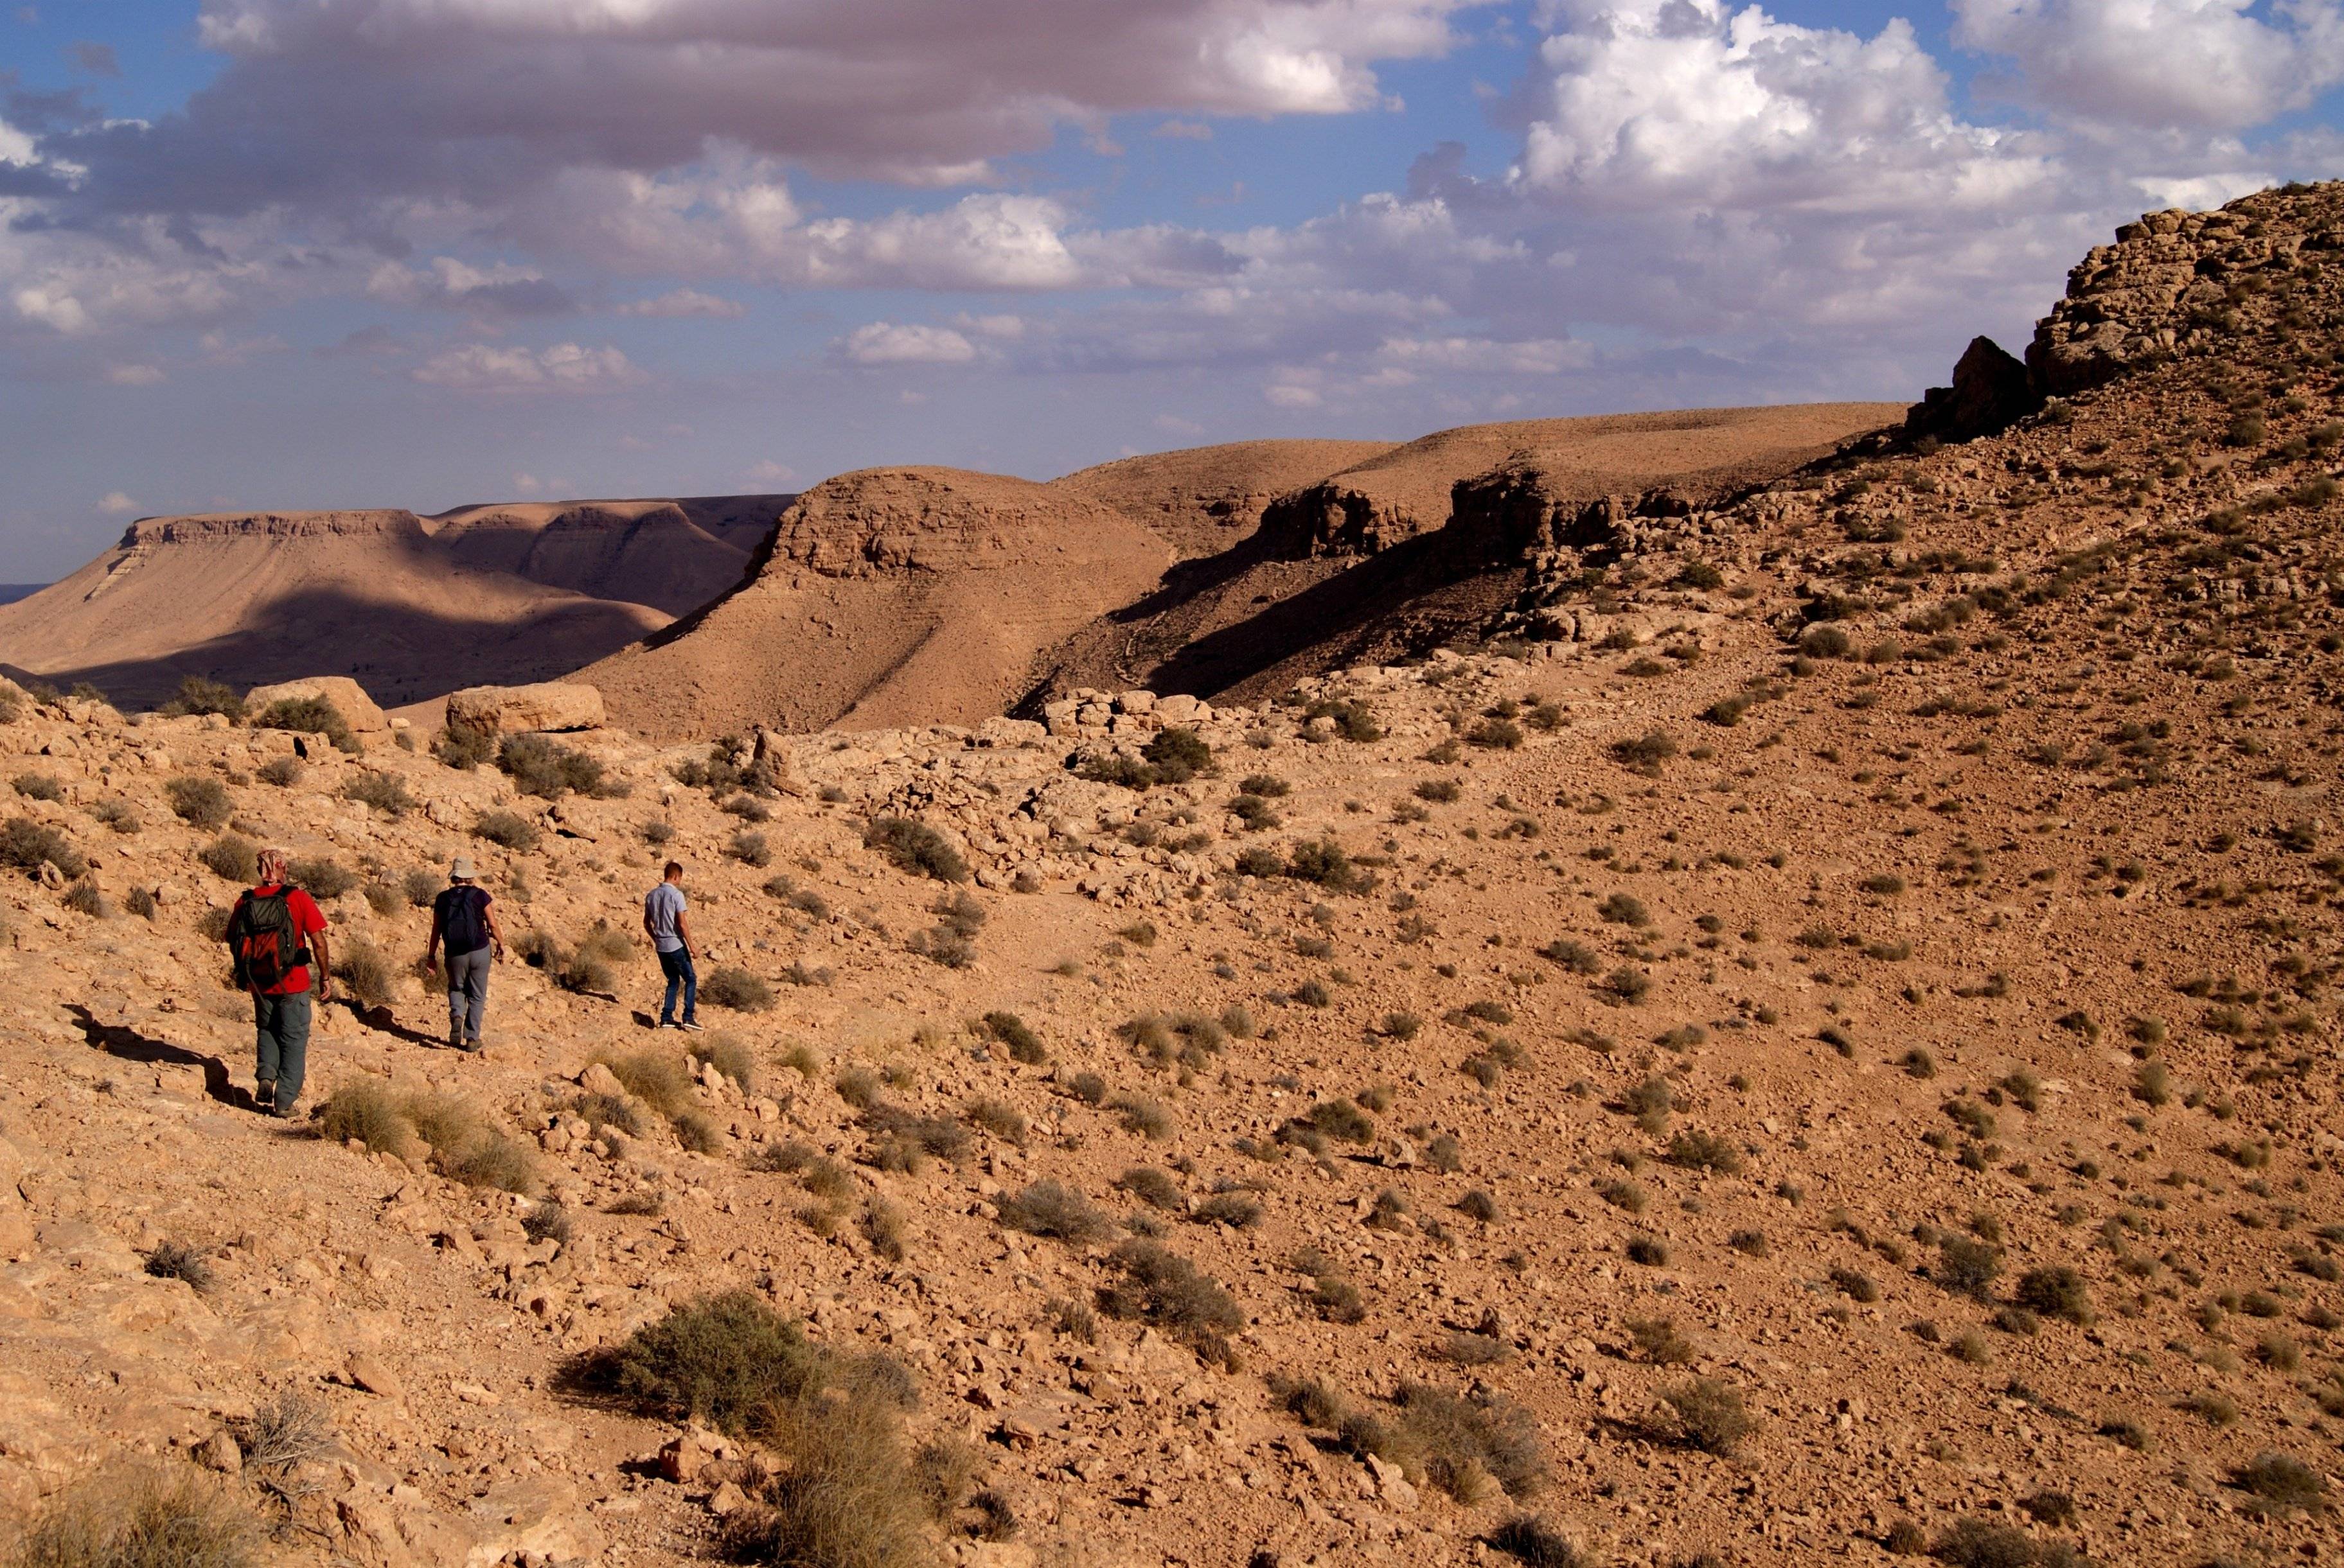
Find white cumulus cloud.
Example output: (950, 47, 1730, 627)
(839, 322, 979, 365)
(413, 341, 641, 391)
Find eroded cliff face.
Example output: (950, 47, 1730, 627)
(118, 509, 429, 549)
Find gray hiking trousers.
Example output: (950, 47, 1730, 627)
(445, 946, 491, 1043)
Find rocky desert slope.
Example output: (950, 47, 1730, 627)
(0, 493, 790, 711)
(6, 181, 2344, 1568)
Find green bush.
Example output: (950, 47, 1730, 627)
(1143, 726, 1212, 780)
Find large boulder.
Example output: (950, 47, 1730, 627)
(1903, 336, 2036, 443)
(244, 676, 387, 732)
(445, 682, 605, 736)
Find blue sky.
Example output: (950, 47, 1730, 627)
(1, 0, 2336, 577)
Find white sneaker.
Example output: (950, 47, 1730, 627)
(679, 1020, 704, 1033)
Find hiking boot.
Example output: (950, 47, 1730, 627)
(270, 1100, 297, 1120)
(256, 1079, 275, 1113)
(461, 1038, 484, 1053)
(447, 1023, 465, 1049)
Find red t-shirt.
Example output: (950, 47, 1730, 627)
(244, 884, 329, 995)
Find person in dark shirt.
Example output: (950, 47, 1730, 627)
(423, 857, 505, 1051)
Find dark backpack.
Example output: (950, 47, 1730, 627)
(227, 886, 310, 992)
(437, 886, 489, 955)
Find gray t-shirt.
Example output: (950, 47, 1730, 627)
(644, 882, 688, 953)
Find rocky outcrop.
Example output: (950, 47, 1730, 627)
(1256, 482, 1429, 559)
(444, 681, 606, 735)
(117, 510, 425, 548)
(774, 468, 1141, 579)
(244, 676, 388, 732)
(2029, 189, 2344, 394)
(1903, 336, 2036, 443)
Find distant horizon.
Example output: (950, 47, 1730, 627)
(6, 0, 2338, 579)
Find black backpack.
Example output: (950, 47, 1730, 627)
(227, 887, 310, 991)
(437, 886, 489, 954)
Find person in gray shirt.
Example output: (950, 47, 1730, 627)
(643, 859, 699, 1031)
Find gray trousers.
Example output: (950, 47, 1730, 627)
(253, 991, 312, 1112)
(445, 947, 491, 1041)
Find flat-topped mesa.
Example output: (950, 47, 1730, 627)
(772, 466, 1133, 579)
(119, 509, 427, 548)
(2029, 182, 2344, 396)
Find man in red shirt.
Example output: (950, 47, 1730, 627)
(225, 847, 333, 1119)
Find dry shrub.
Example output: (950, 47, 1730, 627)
(197, 834, 257, 882)
(497, 733, 607, 799)
(589, 1294, 932, 1568)
(166, 775, 233, 829)
(1627, 1316, 1693, 1364)
(704, 965, 776, 1012)
(62, 878, 109, 919)
(1117, 1166, 1184, 1211)
(2233, 1452, 2327, 1514)
(1098, 1240, 1241, 1359)
(982, 1010, 1047, 1064)
(232, 1391, 333, 1471)
(997, 1180, 1111, 1243)
(253, 695, 355, 752)
(2014, 1266, 2092, 1325)
(1665, 1129, 1743, 1174)
(691, 1032, 757, 1090)
(1186, 1190, 1257, 1229)
(726, 1390, 930, 1568)
(472, 810, 542, 851)
(865, 816, 968, 883)
(1303, 1381, 1545, 1503)
(966, 1098, 1027, 1145)
(10, 1461, 260, 1568)
(143, 1239, 215, 1292)
(341, 772, 414, 816)
(316, 1080, 537, 1194)
(1109, 1093, 1174, 1140)
(591, 1289, 825, 1434)
(337, 939, 399, 1009)
(1489, 1516, 1591, 1568)
(317, 1079, 423, 1158)
(1, 817, 87, 880)
(1660, 1377, 1755, 1456)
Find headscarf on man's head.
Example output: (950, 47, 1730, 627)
(256, 847, 290, 886)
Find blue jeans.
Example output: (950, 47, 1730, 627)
(253, 990, 312, 1114)
(657, 946, 697, 1025)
